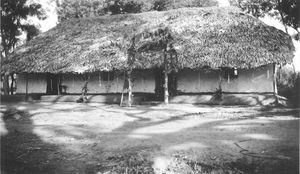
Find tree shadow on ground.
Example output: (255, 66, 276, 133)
(1, 102, 299, 174)
(1, 106, 64, 174)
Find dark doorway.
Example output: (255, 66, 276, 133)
(154, 69, 177, 101)
(46, 74, 60, 94)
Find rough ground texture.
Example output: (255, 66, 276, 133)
(1, 102, 299, 174)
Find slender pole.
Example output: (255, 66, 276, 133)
(128, 69, 132, 107)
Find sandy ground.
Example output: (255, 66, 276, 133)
(1, 102, 299, 174)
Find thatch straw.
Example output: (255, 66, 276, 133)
(3, 6, 294, 73)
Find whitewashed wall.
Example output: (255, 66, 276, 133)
(177, 64, 274, 93)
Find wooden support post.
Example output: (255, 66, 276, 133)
(128, 69, 132, 107)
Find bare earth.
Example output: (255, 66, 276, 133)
(1, 102, 299, 174)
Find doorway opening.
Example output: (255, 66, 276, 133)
(46, 74, 61, 94)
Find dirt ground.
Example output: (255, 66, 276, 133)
(1, 102, 299, 174)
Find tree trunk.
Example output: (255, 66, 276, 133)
(273, 63, 279, 104)
(277, 0, 289, 34)
(3, 72, 10, 95)
(273, 64, 278, 95)
(163, 50, 169, 105)
(2, 49, 10, 95)
(128, 69, 132, 107)
(57, 74, 61, 95)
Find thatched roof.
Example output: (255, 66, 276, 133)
(3, 6, 295, 73)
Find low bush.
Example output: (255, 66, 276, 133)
(277, 66, 300, 107)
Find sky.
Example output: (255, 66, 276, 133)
(26, 0, 58, 32)
(26, 0, 299, 72)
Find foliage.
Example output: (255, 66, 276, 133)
(22, 25, 40, 41)
(56, 0, 218, 21)
(275, 0, 299, 32)
(122, 1, 143, 13)
(230, 0, 274, 18)
(104, 0, 123, 14)
(152, 0, 170, 11)
(151, 0, 219, 11)
(57, 0, 143, 20)
(56, 0, 105, 22)
(103, 0, 143, 14)
(277, 66, 300, 107)
(230, 0, 299, 33)
(1, 0, 46, 56)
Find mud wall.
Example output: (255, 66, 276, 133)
(16, 73, 47, 94)
(177, 64, 274, 93)
(177, 69, 220, 93)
